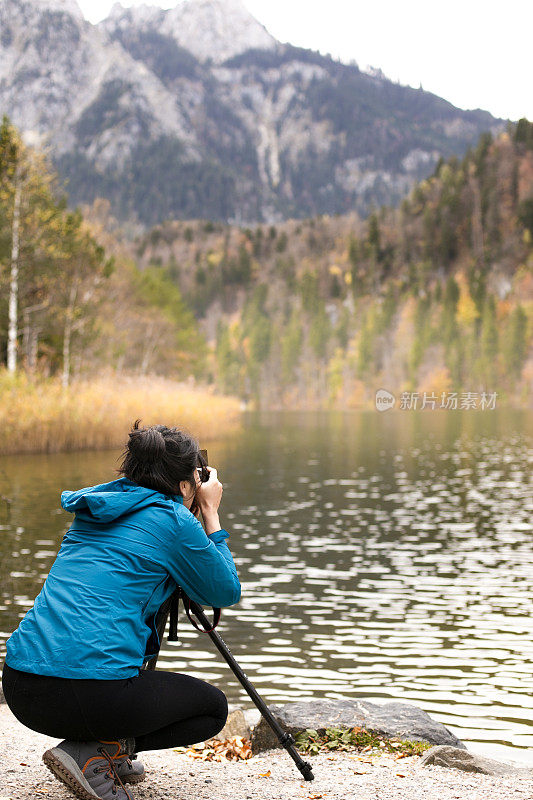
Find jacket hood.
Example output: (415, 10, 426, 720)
(61, 477, 183, 522)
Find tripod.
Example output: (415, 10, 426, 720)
(143, 588, 314, 782)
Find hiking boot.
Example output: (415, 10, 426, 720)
(115, 752, 145, 784)
(43, 738, 136, 799)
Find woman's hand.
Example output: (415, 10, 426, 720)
(195, 466, 222, 514)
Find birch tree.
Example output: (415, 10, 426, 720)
(0, 117, 60, 373)
(0, 118, 23, 372)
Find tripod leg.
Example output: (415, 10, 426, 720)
(187, 599, 315, 781)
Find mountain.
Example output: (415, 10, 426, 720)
(131, 124, 533, 408)
(0, 0, 508, 225)
(2, 112, 532, 406)
(104, 0, 277, 63)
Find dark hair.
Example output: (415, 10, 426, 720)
(118, 419, 200, 497)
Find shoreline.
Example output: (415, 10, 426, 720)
(0, 374, 242, 456)
(1, 705, 532, 800)
(1, 370, 531, 458)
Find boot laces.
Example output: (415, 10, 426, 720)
(95, 744, 133, 799)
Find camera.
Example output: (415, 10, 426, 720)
(197, 449, 209, 483)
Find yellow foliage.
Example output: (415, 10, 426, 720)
(417, 366, 452, 397)
(228, 319, 241, 340)
(456, 286, 479, 326)
(396, 297, 416, 341)
(0, 372, 242, 455)
(329, 264, 342, 276)
(207, 251, 223, 267)
(351, 380, 367, 408)
(344, 271, 352, 285)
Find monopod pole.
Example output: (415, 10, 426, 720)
(184, 595, 315, 782)
(144, 590, 314, 781)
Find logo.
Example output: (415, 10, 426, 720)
(375, 388, 395, 412)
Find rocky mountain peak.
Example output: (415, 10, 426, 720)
(0, 0, 506, 226)
(102, 0, 278, 63)
(166, 0, 277, 62)
(9, 0, 85, 20)
(106, 2, 164, 26)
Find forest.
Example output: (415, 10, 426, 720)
(1, 115, 532, 421)
(135, 121, 533, 408)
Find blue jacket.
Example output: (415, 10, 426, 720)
(5, 477, 241, 679)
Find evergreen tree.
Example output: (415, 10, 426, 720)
(367, 212, 381, 294)
(442, 275, 460, 348)
(357, 316, 373, 377)
(300, 270, 320, 314)
(409, 296, 431, 379)
(215, 321, 240, 394)
(249, 316, 271, 364)
(281, 309, 303, 386)
(335, 306, 351, 349)
(514, 118, 533, 149)
(478, 294, 498, 387)
(518, 198, 533, 238)
(348, 236, 364, 296)
(505, 305, 528, 380)
(309, 304, 331, 360)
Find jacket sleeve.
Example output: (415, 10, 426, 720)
(165, 507, 241, 608)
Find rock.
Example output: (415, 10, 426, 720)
(251, 699, 464, 754)
(214, 708, 251, 741)
(420, 745, 533, 776)
(242, 707, 261, 731)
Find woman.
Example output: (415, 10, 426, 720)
(1, 420, 241, 800)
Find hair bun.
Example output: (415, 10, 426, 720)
(128, 424, 166, 464)
(118, 419, 199, 496)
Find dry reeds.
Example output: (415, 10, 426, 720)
(0, 371, 243, 455)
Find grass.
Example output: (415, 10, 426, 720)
(0, 370, 243, 455)
(294, 727, 432, 757)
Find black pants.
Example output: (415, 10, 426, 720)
(1, 663, 228, 751)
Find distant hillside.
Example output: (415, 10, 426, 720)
(130, 121, 533, 408)
(1, 114, 532, 407)
(0, 0, 506, 225)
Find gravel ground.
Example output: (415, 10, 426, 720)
(2, 705, 533, 800)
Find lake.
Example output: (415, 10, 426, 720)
(1, 408, 532, 765)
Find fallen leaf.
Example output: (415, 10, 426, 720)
(396, 773, 407, 777)
(258, 770, 271, 778)
(177, 736, 253, 763)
